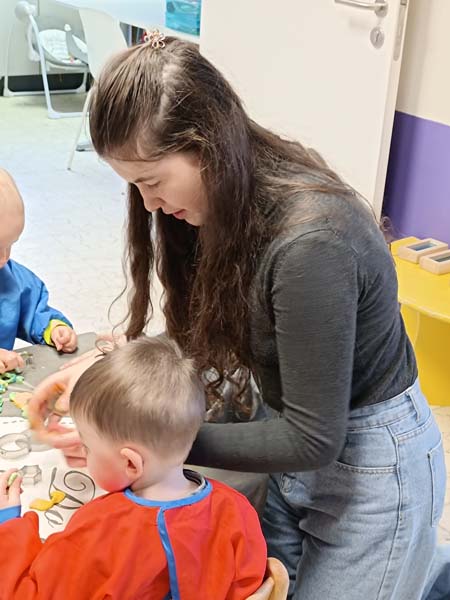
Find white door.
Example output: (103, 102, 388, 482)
(200, 0, 409, 217)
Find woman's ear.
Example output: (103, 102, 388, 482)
(120, 447, 144, 481)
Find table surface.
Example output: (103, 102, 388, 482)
(54, 0, 200, 43)
(392, 237, 450, 324)
(2, 334, 268, 517)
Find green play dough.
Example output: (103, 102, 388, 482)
(7, 472, 19, 487)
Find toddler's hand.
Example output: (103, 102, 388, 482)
(51, 326, 78, 353)
(0, 349, 25, 374)
(0, 470, 22, 510)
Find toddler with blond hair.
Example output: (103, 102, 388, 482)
(0, 168, 77, 373)
(0, 337, 266, 599)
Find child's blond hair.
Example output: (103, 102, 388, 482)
(70, 337, 205, 460)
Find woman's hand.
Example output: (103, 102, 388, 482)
(28, 332, 120, 466)
(0, 349, 24, 374)
(58, 331, 125, 371)
(46, 421, 88, 467)
(0, 470, 22, 510)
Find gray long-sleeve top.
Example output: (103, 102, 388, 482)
(189, 192, 417, 473)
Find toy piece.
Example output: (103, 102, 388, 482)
(0, 372, 35, 394)
(397, 238, 448, 264)
(30, 490, 66, 511)
(420, 250, 450, 275)
(8, 391, 32, 419)
(9, 391, 32, 411)
(2, 372, 20, 384)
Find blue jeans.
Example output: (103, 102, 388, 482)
(262, 380, 450, 599)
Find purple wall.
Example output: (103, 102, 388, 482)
(383, 111, 450, 244)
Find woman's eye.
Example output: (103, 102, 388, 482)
(146, 181, 160, 189)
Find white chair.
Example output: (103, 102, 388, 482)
(65, 24, 89, 64)
(67, 9, 128, 170)
(4, 1, 89, 119)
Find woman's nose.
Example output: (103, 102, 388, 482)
(138, 186, 163, 213)
(143, 196, 163, 212)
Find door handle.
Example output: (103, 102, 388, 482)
(335, 0, 388, 16)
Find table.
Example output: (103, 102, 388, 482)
(54, 0, 200, 44)
(392, 237, 450, 406)
(0, 334, 267, 540)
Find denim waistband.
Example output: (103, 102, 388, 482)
(346, 379, 430, 431)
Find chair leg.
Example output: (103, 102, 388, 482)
(67, 89, 91, 170)
(41, 68, 59, 119)
(28, 16, 58, 119)
(75, 70, 88, 94)
(28, 16, 84, 119)
(3, 22, 15, 97)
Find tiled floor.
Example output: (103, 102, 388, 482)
(0, 92, 164, 335)
(1, 92, 450, 542)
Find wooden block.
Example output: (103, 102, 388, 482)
(397, 238, 448, 263)
(420, 249, 450, 274)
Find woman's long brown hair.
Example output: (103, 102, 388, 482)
(89, 38, 352, 400)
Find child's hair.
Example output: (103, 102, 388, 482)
(70, 337, 205, 460)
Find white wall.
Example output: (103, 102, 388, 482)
(396, 0, 450, 126)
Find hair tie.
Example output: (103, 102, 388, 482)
(144, 29, 166, 49)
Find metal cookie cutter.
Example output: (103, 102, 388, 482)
(0, 432, 30, 459)
(19, 465, 42, 485)
(0, 464, 42, 486)
(0, 429, 49, 458)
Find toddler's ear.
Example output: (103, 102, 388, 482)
(120, 447, 144, 481)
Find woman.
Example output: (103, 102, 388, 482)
(30, 34, 449, 599)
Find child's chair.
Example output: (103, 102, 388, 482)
(4, 1, 89, 119)
(247, 557, 289, 600)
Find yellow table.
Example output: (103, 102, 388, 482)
(392, 237, 450, 406)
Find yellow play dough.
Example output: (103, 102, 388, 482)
(50, 490, 66, 504)
(29, 490, 66, 511)
(29, 498, 54, 511)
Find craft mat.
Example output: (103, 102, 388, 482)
(0, 334, 104, 539)
(0, 416, 105, 539)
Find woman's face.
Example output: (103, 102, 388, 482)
(106, 152, 208, 226)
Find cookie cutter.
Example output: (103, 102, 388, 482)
(0, 432, 30, 458)
(0, 464, 42, 485)
(0, 430, 50, 458)
(19, 464, 42, 485)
